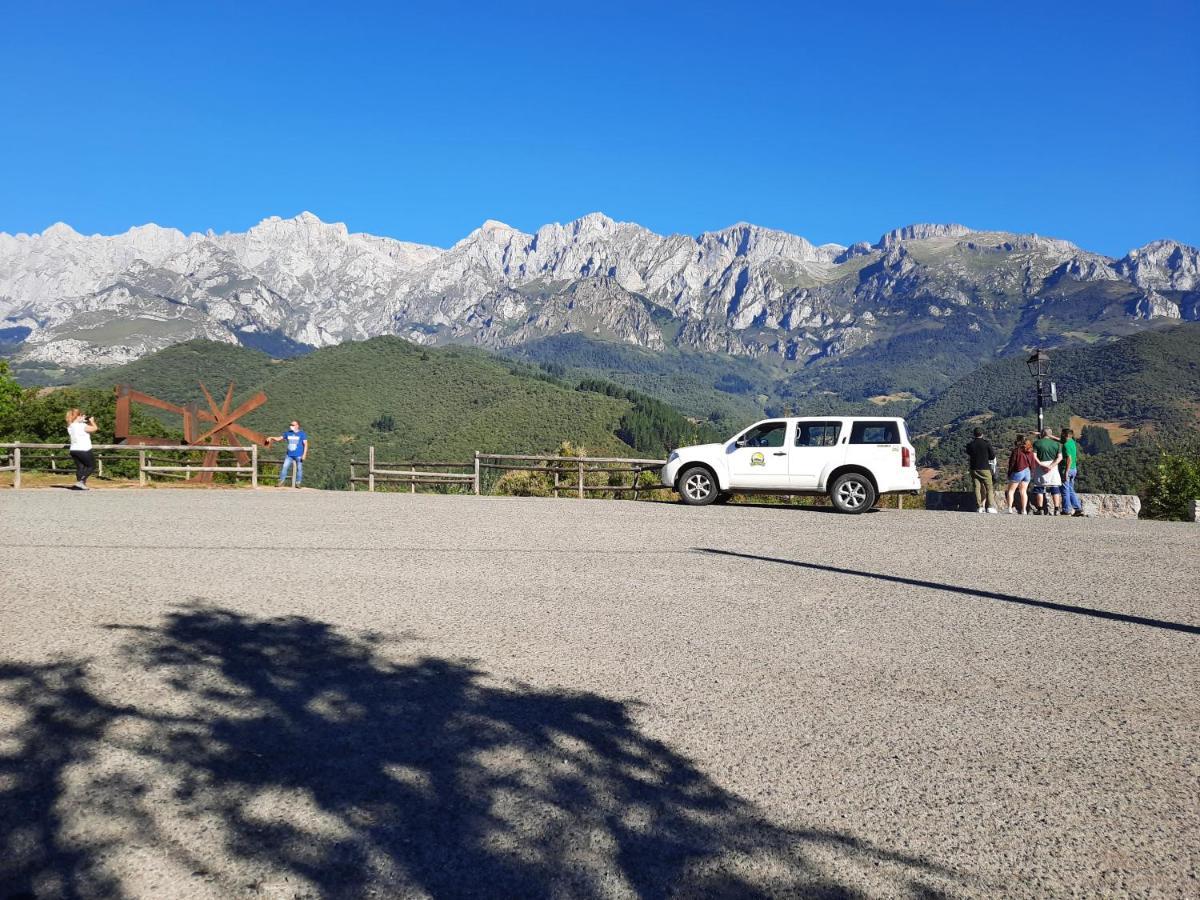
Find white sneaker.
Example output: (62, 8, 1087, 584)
(977, 506, 986, 513)
(987, 507, 998, 514)
(75, 482, 88, 491)
(1007, 507, 1017, 515)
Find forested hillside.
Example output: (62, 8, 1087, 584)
(911, 324, 1200, 493)
(0, 338, 715, 489)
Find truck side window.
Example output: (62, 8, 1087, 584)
(741, 421, 787, 448)
(849, 421, 899, 444)
(795, 422, 842, 447)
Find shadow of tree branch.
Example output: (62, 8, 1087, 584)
(1, 603, 968, 898)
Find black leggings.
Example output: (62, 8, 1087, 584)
(70, 450, 96, 484)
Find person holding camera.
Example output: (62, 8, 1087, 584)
(65, 408, 98, 490)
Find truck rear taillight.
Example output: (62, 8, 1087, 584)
(902, 447, 912, 467)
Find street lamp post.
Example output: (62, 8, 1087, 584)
(1026, 348, 1051, 433)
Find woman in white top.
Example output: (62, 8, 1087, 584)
(65, 408, 98, 490)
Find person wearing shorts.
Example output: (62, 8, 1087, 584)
(1004, 436, 1037, 514)
(1031, 428, 1063, 515)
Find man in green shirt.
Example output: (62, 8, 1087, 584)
(1031, 428, 1063, 515)
(1059, 427, 1083, 516)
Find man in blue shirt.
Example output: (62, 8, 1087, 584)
(267, 420, 308, 487)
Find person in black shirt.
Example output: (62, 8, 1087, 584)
(965, 428, 997, 513)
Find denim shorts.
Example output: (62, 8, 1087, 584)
(1008, 468, 1030, 484)
(1031, 484, 1062, 496)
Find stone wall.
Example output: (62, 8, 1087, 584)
(925, 490, 1003, 512)
(925, 490, 1143, 518)
(1078, 493, 1141, 519)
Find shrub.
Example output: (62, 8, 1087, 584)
(493, 469, 554, 497)
(1142, 452, 1200, 521)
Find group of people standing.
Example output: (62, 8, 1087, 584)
(965, 426, 1084, 516)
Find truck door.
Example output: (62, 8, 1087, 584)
(726, 420, 792, 490)
(789, 420, 845, 488)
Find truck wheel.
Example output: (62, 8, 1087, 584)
(829, 473, 876, 514)
(678, 466, 718, 506)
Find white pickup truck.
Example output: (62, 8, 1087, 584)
(661, 416, 921, 513)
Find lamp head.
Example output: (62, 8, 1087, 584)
(1026, 348, 1050, 378)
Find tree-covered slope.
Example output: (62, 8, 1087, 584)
(58, 337, 715, 488)
(910, 323, 1200, 492)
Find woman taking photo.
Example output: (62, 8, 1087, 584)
(66, 408, 98, 490)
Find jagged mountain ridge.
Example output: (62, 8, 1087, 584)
(1, 211, 1197, 370)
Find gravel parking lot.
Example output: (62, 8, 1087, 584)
(1, 490, 1197, 898)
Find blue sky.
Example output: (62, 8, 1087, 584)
(1, 1, 1196, 256)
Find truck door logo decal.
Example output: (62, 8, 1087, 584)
(751, 452, 765, 466)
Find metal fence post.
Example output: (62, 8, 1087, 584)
(251, 444, 258, 489)
(368, 446, 375, 493)
(410, 467, 416, 495)
(13, 447, 20, 490)
(138, 450, 147, 486)
(578, 459, 585, 500)
(473, 451, 480, 496)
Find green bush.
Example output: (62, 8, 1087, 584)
(1142, 452, 1200, 521)
(493, 469, 554, 497)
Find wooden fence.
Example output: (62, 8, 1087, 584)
(0, 442, 260, 488)
(350, 449, 667, 498)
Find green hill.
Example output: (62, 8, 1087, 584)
(910, 323, 1200, 493)
(32, 337, 712, 488)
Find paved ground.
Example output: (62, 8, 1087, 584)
(1, 490, 1196, 899)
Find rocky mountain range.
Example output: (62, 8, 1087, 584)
(1, 212, 1197, 372)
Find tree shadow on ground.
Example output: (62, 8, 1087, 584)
(1, 604, 965, 899)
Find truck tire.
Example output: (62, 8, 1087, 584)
(829, 472, 876, 514)
(678, 466, 719, 506)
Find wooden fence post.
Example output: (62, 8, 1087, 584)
(368, 446, 375, 493)
(410, 467, 416, 495)
(577, 459, 585, 500)
(97, 456, 104, 478)
(138, 450, 147, 486)
(12, 447, 20, 490)
(349, 460, 355, 491)
(251, 444, 258, 490)
(473, 451, 481, 496)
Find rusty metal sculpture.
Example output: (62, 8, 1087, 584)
(113, 382, 269, 482)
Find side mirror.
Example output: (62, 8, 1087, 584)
(735, 438, 747, 448)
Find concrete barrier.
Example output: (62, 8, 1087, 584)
(1079, 493, 1141, 519)
(1190, 499, 1199, 523)
(926, 490, 1142, 518)
(925, 490, 1003, 512)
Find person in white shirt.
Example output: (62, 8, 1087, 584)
(65, 408, 98, 490)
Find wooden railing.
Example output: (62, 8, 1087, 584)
(349, 449, 666, 498)
(4, 442, 668, 498)
(0, 443, 259, 488)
